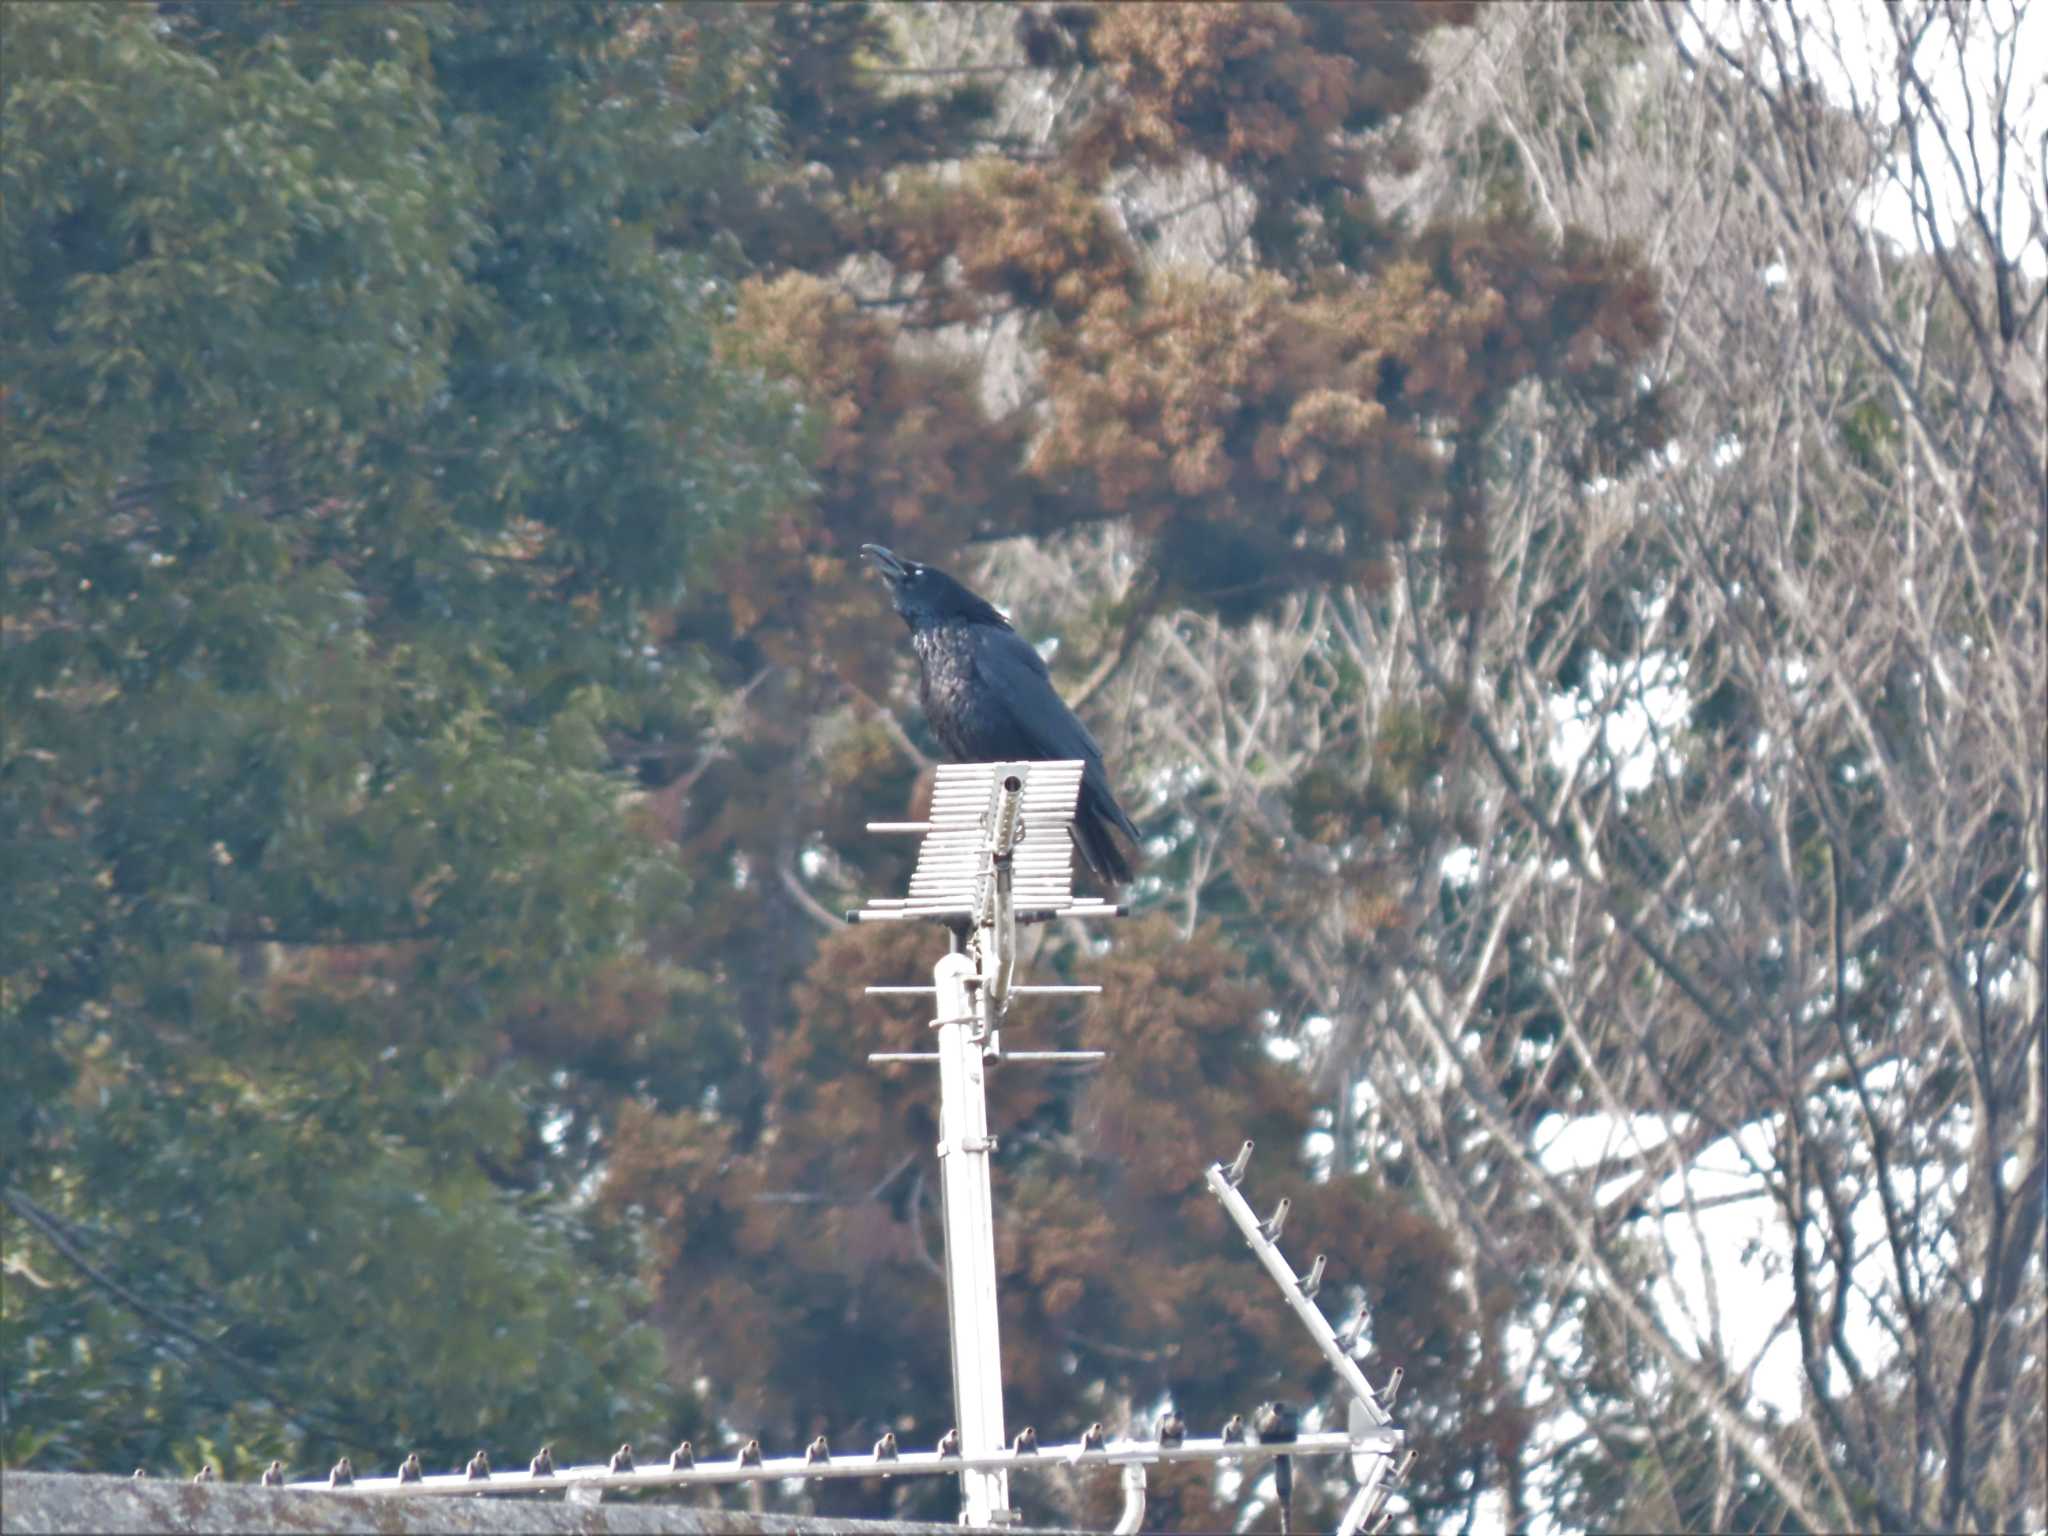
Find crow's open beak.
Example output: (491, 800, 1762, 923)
(860, 544, 909, 583)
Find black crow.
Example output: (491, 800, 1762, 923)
(861, 545, 1141, 886)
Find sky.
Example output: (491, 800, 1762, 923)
(1690, 0, 2047, 274)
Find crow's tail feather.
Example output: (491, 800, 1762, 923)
(1063, 767, 1137, 887)
(1086, 763, 1142, 844)
(1070, 806, 1134, 887)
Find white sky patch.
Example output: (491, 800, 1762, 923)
(1264, 1033, 1304, 1064)
(1537, 1110, 1689, 1181)
(1637, 1120, 1808, 1412)
(1685, 0, 2047, 277)
(1546, 645, 1690, 796)
(1303, 1127, 1336, 1176)
(1530, 1107, 1909, 1442)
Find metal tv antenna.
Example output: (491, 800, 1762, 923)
(851, 761, 1411, 1531)
(852, 760, 1123, 1525)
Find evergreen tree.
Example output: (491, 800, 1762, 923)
(2, 0, 801, 1478)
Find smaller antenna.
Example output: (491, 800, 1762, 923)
(1205, 1145, 1410, 1536)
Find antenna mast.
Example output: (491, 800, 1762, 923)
(854, 761, 1118, 1524)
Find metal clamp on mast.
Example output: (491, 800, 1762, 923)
(972, 772, 1024, 1048)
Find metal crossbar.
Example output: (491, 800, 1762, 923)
(283, 1429, 1396, 1498)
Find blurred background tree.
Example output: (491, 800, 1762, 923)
(2, 0, 802, 1480)
(5, 2, 2039, 1531)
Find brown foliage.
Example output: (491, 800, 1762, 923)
(1033, 223, 1660, 617)
(603, 1099, 745, 1291)
(1034, 269, 1424, 617)
(703, 272, 1022, 689)
(1067, 1, 1476, 264)
(874, 160, 1141, 325)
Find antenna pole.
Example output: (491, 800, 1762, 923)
(934, 948, 1011, 1527)
(854, 760, 1122, 1527)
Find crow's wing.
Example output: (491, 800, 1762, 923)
(966, 624, 1106, 765)
(965, 624, 1139, 883)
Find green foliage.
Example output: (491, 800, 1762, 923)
(3, 0, 799, 1476)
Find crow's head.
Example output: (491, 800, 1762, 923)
(861, 544, 1009, 630)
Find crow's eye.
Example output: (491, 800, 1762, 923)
(907, 567, 923, 581)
